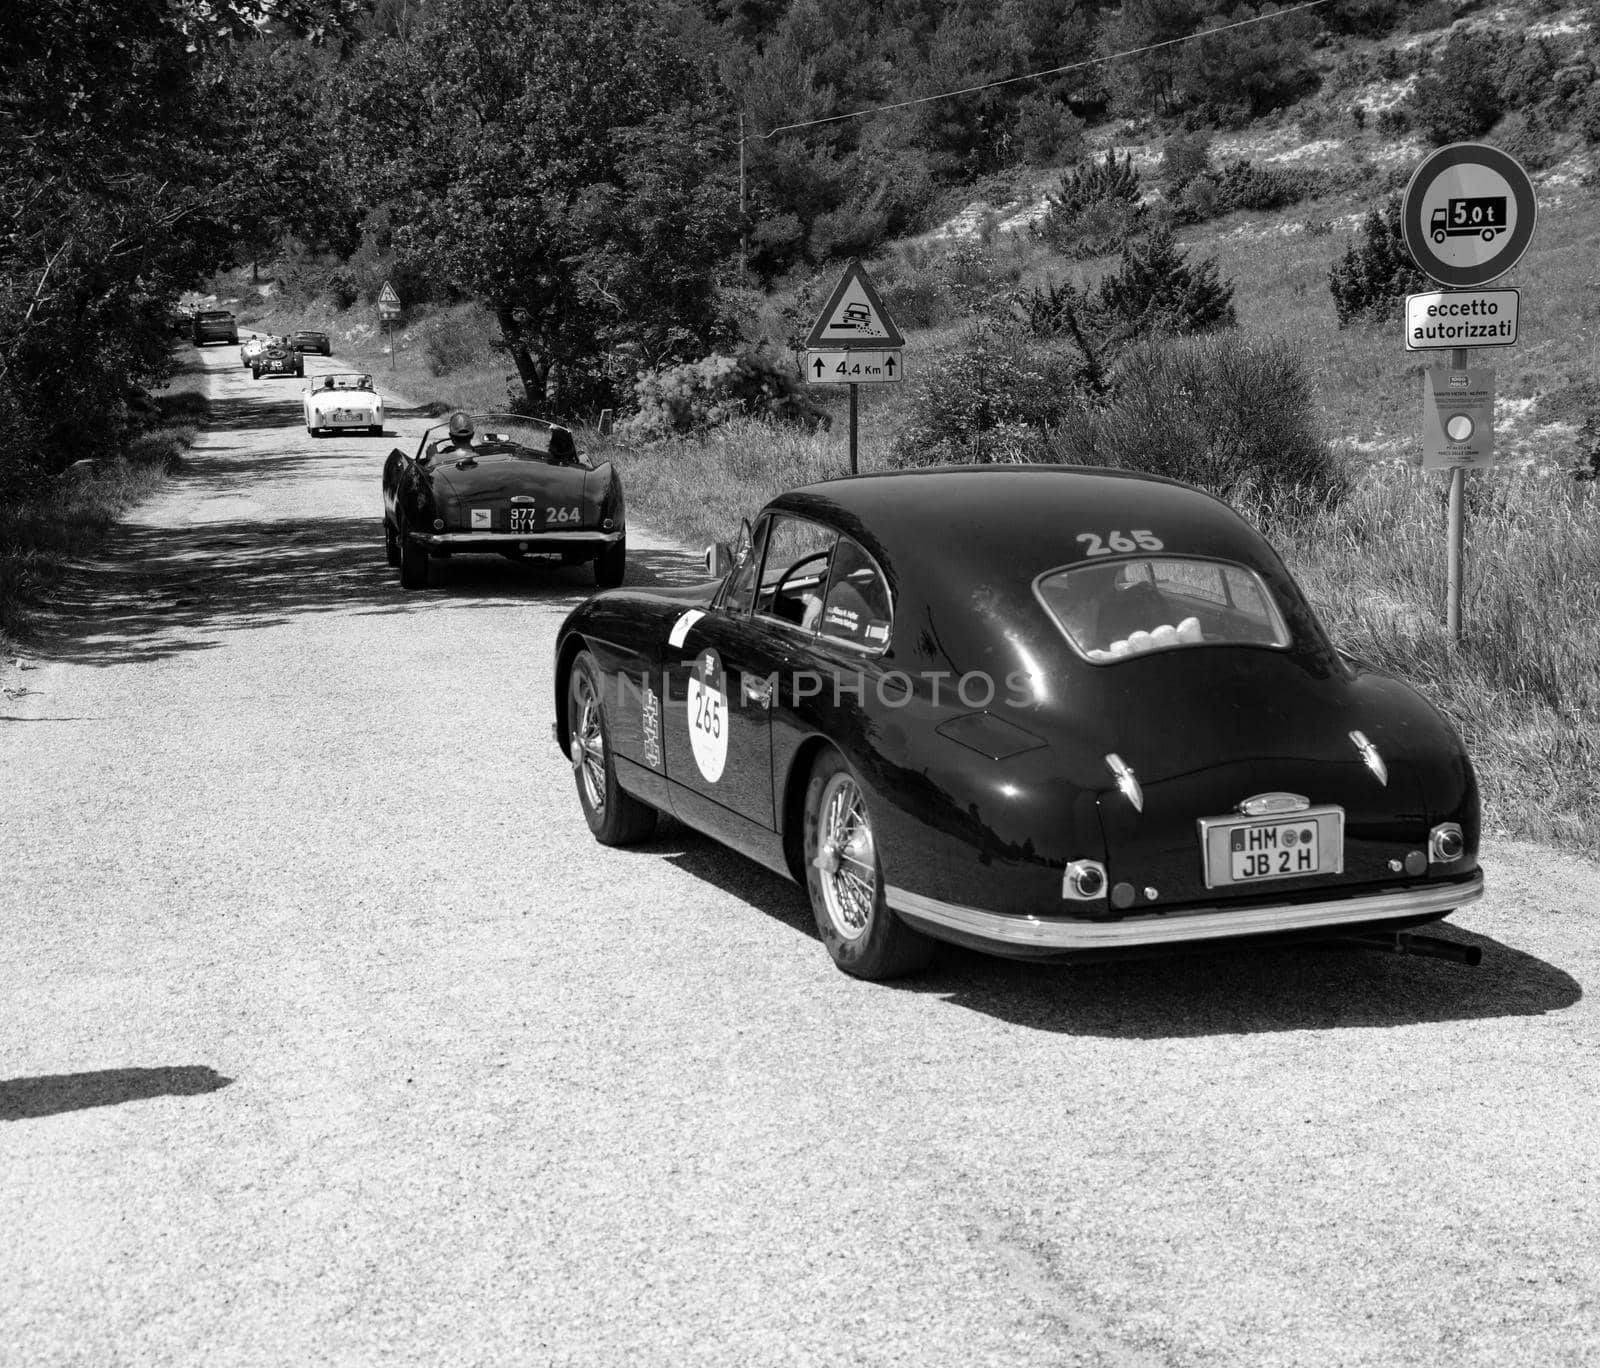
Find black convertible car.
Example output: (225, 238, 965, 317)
(382, 412, 625, 590)
(553, 466, 1482, 980)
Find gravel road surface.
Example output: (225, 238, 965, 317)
(3, 341, 1598, 1367)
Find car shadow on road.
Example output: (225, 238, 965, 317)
(36, 510, 708, 668)
(657, 836, 1581, 1036)
(0, 1065, 232, 1121)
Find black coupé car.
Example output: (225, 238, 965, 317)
(382, 412, 625, 590)
(553, 466, 1483, 980)
(289, 329, 331, 356)
(252, 335, 304, 379)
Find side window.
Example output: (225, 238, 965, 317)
(755, 515, 838, 630)
(722, 518, 768, 617)
(816, 537, 892, 650)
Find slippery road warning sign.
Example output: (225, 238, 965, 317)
(805, 259, 904, 348)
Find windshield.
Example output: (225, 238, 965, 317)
(1035, 556, 1291, 663)
(419, 414, 584, 465)
(314, 373, 373, 391)
(198, 311, 232, 321)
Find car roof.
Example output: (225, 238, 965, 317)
(767, 466, 1274, 580)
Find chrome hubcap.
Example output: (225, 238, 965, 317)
(813, 772, 876, 941)
(570, 678, 606, 812)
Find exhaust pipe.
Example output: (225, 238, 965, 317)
(1341, 932, 1481, 966)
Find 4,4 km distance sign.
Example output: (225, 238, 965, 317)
(1401, 143, 1537, 288)
(806, 349, 902, 384)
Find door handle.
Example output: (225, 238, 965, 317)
(742, 676, 772, 708)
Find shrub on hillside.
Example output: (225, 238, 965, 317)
(1015, 95, 1087, 166)
(1159, 131, 1213, 196)
(888, 326, 1088, 466)
(1171, 159, 1316, 225)
(1494, 110, 1563, 172)
(1034, 150, 1148, 258)
(1328, 193, 1430, 326)
(620, 349, 826, 440)
(1095, 226, 1237, 340)
(423, 312, 488, 376)
(1407, 30, 1504, 144)
(1053, 333, 1345, 508)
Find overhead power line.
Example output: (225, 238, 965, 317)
(755, 0, 1334, 140)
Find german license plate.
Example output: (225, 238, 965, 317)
(1198, 806, 1344, 889)
(510, 508, 539, 532)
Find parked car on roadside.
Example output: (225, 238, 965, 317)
(303, 372, 383, 436)
(192, 310, 239, 346)
(553, 465, 1483, 981)
(382, 411, 625, 591)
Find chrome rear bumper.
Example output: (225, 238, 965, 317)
(413, 530, 622, 549)
(888, 875, 1483, 951)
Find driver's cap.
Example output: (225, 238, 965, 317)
(447, 410, 474, 440)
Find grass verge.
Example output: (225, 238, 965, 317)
(0, 388, 208, 657)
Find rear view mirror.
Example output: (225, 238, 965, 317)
(706, 542, 733, 578)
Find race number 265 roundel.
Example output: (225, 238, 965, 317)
(687, 648, 728, 782)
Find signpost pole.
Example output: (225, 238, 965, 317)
(1446, 345, 1467, 641)
(848, 383, 858, 475)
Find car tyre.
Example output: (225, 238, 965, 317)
(251, 366, 260, 379)
(398, 518, 430, 589)
(567, 651, 657, 846)
(594, 537, 626, 588)
(803, 748, 933, 980)
(383, 517, 400, 567)
(368, 425, 383, 436)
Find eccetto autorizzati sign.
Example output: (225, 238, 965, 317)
(1404, 288, 1519, 350)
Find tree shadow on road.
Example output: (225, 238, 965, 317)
(0, 1065, 232, 1121)
(656, 834, 1582, 1037)
(36, 512, 707, 669)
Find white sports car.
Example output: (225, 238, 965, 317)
(303, 373, 385, 437)
(240, 335, 266, 369)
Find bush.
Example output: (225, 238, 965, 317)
(1407, 29, 1504, 144)
(1328, 193, 1430, 326)
(1159, 131, 1213, 196)
(1095, 226, 1237, 339)
(1014, 95, 1086, 166)
(888, 325, 1088, 466)
(423, 311, 488, 376)
(1034, 150, 1148, 258)
(1494, 110, 1562, 172)
(1052, 333, 1345, 508)
(1375, 104, 1411, 137)
(1170, 158, 1316, 225)
(620, 348, 826, 440)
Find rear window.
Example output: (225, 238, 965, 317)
(1035, 557, 1290, 663)
(198, 311, 233, 321)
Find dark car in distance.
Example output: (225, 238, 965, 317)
(553, 466, 1483, 981)
(192, 310, 239, 345)
(289, 329, 331, 356)
(382, 412, 626, 590)
(252, 335, 304, 379)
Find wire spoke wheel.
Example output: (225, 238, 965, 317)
(813, 772, 877, 943)
(564, 650, 657, 847)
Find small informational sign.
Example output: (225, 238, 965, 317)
(1422, 367, 1496, 470)
(1405, 289, 1519, 350)
(1401, 144, 1537, 288)
(805, 349, 903, 384)
(805, 260, 904, 349)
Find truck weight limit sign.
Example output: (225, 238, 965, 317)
(1401, 143, 1536, 287)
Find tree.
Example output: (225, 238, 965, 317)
(1095, 225, 1237, 337)
(1328, 193, 1429, 326)
(346, 0, 739, 413)
(1035, 150, 1148, 258)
